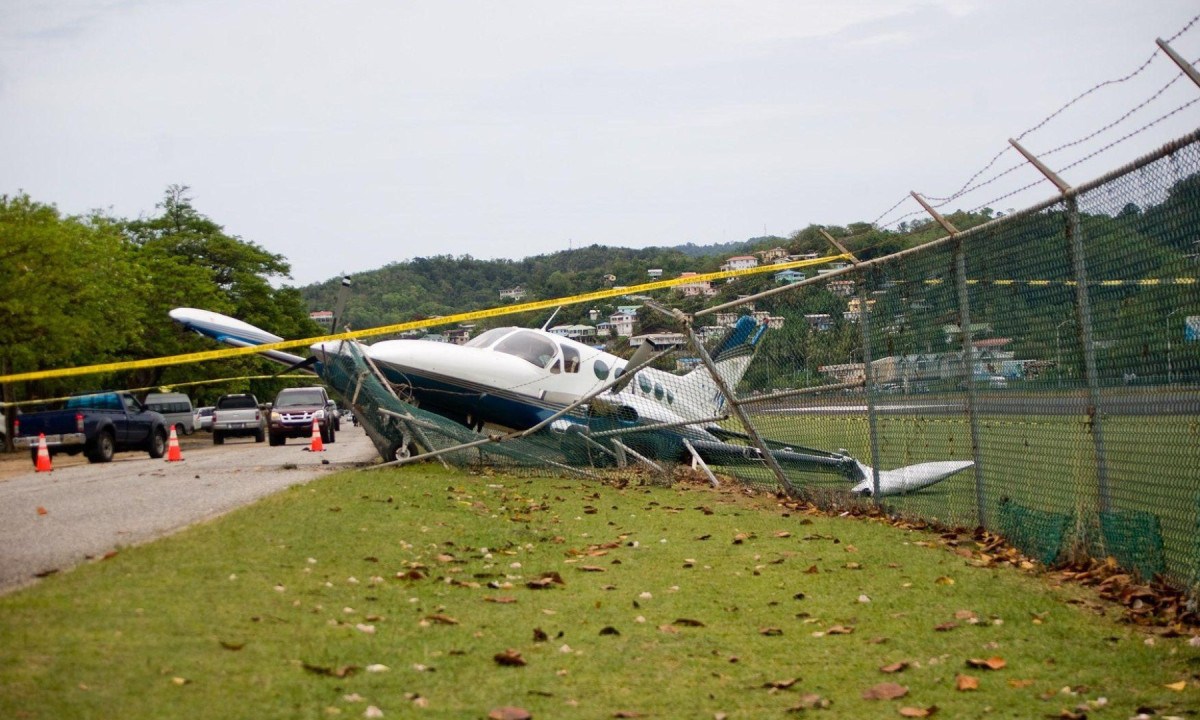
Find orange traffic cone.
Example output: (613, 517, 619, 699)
(308, 416, 325, 452)
(166, 425, 183, 462)
(35, 433, 53, 472)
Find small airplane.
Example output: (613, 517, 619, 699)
(168, 307, 972, 496)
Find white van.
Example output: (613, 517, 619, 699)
(144, 392, 195, 435)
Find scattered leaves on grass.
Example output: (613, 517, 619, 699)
(759, 627, 784, 636)
(899, 706, 938, 717)
(826, 625, 854, 635)
(494, 649, 526, 667)
(861, 683, 908, 700)
(880, 661, 909, 674)
(934, 621, 958, 632)
(934, 576, 954, 586)
(763, 678, 800, 691)
(484, 596, 517, 604)
(965, 657, 1006, 670)
(425, 613, 458, 625)
(1164, 680, 1187, 691)
(488, 707, 532, 720)
(955, 674, 979, 691)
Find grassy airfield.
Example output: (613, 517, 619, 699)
(1, 463, 1197, 719)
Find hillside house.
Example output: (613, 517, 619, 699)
(674, 272, 716, 297)
(609, 312, 636, 337)
(499, 286, 526, 301)
(775, 270, 806, 284)
(827, 279, 856, 297)
(720, 255, 759, 272)
(805, 314, 833, 331)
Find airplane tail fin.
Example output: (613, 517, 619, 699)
(678, 315, 766, 416)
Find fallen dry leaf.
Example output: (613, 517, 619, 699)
(1164, 680, 1187, 691)
(826, 625, 854, 635)
(302, 662, 358, 678)
(759, 627, 784, 636)
(494, 649, 526, 667)
(934, 621, 959, 632)
(1007, 679, 1034, 689)
(673, 618, 706, 627)
(861, 682, 908, 700)
(880, 661, 909, 674)
(425, 613, 459, 625)
(934, 576, 955, 586)
(966, 657, 1006, 670)
(899, 706, 937, 717)
(955, 674, 979, 691)
(488, 707, 532, 720)
(763, 678, 799, 690)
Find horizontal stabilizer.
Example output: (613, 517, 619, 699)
(850, 460, 974, 497)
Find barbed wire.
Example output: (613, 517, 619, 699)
(868, 13, 1200, 234)
(1058, 96, 1200, 175)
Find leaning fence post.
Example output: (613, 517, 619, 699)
(1008, 139, 1111, 515)
(820, 230, 883, 501)
(910, 193, 987, 525)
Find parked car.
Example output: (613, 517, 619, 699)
(211, 393, 266, 444)
(268, 386, 338, 446)
(12, 391, 168, 464)
(143, 392, 195, 436)
(194, 406, 215, 432)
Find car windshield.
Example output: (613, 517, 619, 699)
(275, 390, 326, 407)
(218, 396, 256, 409)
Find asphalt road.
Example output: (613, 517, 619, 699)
(0, 427, 380, 596)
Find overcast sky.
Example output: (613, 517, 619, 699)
(3, 1, 1199, 286)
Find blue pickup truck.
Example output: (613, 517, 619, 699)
(13, 391, 169, 466)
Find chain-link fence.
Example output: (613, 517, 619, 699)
(319, 129, 1199, 594)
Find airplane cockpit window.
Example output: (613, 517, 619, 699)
(466, 327, 517, 349)
(561, 345, 581, 374)
(494, 331, 559, 369)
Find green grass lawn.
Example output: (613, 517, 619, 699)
(746, 409, 1200, 585)
(1, 464, 1198, 719)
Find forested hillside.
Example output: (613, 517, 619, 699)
(3, 172, 1195, 412)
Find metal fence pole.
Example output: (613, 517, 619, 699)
(911, 193, 987, 525)
(854, 271, 884, 501)
(953, 240, 988, 526)
(1064, 195, 1112, 513)
(1008, 139, 1111, 514)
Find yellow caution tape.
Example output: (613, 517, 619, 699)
(0, 254, 850, 384)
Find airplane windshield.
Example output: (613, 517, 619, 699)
(465, 327, 518, 349)
(493, 331, 558, 369)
